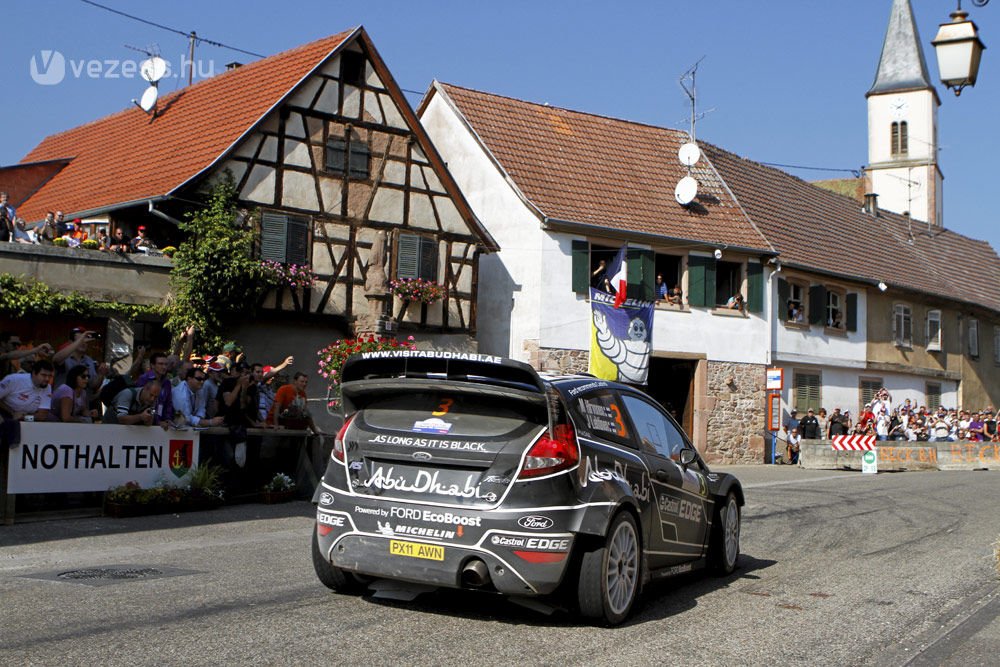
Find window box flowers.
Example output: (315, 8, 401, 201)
(390, 278, 445, 304)
(261, 260, 315, 290)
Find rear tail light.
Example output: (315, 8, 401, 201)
(317, 523, 334, 537)
(518, 423, 578, 479)
(333, 414, 354, 462)
(513, 550, 568, 564)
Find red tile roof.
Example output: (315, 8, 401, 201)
(431, 83, 773, 253)
(704, 143, 1000, 312)
(15, 30, 356, 222)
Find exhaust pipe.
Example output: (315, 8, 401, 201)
(461, 559, 491, 588)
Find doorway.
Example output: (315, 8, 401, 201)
(645, 357, 695, 437)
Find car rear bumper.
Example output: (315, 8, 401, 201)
(315, 489, 590, 595)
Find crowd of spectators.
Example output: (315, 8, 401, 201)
(0, 192, 160, 254)
(782, 387, 999, 463)
(0, 325, 315, 453)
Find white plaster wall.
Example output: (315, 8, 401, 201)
(772, 282, 868, 367)
(421, 92, 543, 359)
(535, 234, 768, 363)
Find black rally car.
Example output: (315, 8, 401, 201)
(312, 350, 743, 625)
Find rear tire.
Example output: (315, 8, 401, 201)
(577, 512, 641, 626)
(312, 529, 366, 593)
(709, 492, 740, 575)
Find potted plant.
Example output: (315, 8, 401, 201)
(186, 463, 225, 509)
(389, 278, 445, 304)
(262, 472, 296, 504)
(161, 245, 177, 258)
(81, 239, 99, 250)
(104, 480, 143, 517)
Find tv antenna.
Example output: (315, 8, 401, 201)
(675, 58, 712, 206)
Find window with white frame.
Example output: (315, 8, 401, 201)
(893, 304, 912, 347)
(968, 318, 979, 357)
(787, 282, 806, 323)
(926, 309, 942, 351)
(826, 289, 844, 329)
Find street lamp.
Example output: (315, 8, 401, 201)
(932, 1, 988, 96)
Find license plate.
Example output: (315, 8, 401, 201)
(389, 539, 445, 561)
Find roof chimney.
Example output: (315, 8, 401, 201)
(225, 61, 243, 71)
(863, 192, 880, 217)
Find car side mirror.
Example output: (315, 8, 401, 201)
(679, 448, 698, 467)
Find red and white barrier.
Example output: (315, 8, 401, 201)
(831, 435, 877, 451)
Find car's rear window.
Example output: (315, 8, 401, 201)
(362, 391, 544, 437)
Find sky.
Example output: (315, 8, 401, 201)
(1, 0, 996, 244)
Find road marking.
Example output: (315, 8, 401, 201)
(742, 473, 865, 489)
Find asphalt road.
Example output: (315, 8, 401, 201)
(1, 466, 998, 666)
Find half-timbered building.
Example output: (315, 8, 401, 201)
(4, 28, 495, 368)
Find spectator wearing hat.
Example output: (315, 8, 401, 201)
(798, 409, 820, 439)
(784, 409, 800, 436)
(203, 355, 229, 418)
(134, 351, 174, 425)
(130, 225, 155, 253)
(258, 355, 294, 422)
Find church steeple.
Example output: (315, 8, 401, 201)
(868, 0, 937, 98)
(866, 0, 943, 226)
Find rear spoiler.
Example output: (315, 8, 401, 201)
(340, 350, 546, 394)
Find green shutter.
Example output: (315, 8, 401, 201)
(705, 259, 717, 307)
(687, 255, 707, 307)
(571, 240, 590, 294)
(747, 261, 763, 313)
(626, 247, 642, 301)
(419, 237, 438, 281)
(808, 284, 826, 325)
(777, 278, 789, 321)
(396, 233, 420, 279)
(285, 216, 310, 265)
(260, 213, 287, 262)
(846, 292, 858, 332)
(640, 249, 655, 302)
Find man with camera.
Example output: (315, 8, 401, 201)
(0, 359, 55, 424)
(105, 379, 163, 427)
(53, 327, 108, 401)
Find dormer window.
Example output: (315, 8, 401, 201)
(891, 121, 908, 156)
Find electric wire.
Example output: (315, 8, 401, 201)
(79, 0, 265, 59)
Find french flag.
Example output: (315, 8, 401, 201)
(607, 245, 627, 308)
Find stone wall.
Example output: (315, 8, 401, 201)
(532, 342, 589, 375)
(704, 360, 766, 464)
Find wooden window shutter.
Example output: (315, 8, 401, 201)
(794, 373, 822, 412)
(705, 259, 716, 307)
(260, 213, 287, 262)
(419, 236, 438, 281)
(396, 233, 420, 279)
(846, 293, 858, 332)
(687, 255, 708, 307)
(325, 138, 347, 174)
(640, 248, 655, 302)
(777, 278, 789, 321)
(349, 142, 370, 179)
(808, 285, 826, 325)
(285, 216, 310, 265)
(571, 240, 590, 294)
(747, 261, 763, 313)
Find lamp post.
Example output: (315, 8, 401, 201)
(932, 1, 988, 96)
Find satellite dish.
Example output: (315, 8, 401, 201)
(139, 85, 159, 112)
(675, 176, 698, 205)
(678, 142, 701, 167)
(140, 57, 167, 83)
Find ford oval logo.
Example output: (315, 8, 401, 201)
(412, 451, 433, 461)
(319, 492, 334, 505)
(518, 515, 553, 530)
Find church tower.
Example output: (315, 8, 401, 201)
(866, 0, 943, 226)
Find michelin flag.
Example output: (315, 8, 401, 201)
(588, 288, 653, 384)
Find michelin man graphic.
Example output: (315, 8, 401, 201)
(593, 310, 650, 383)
